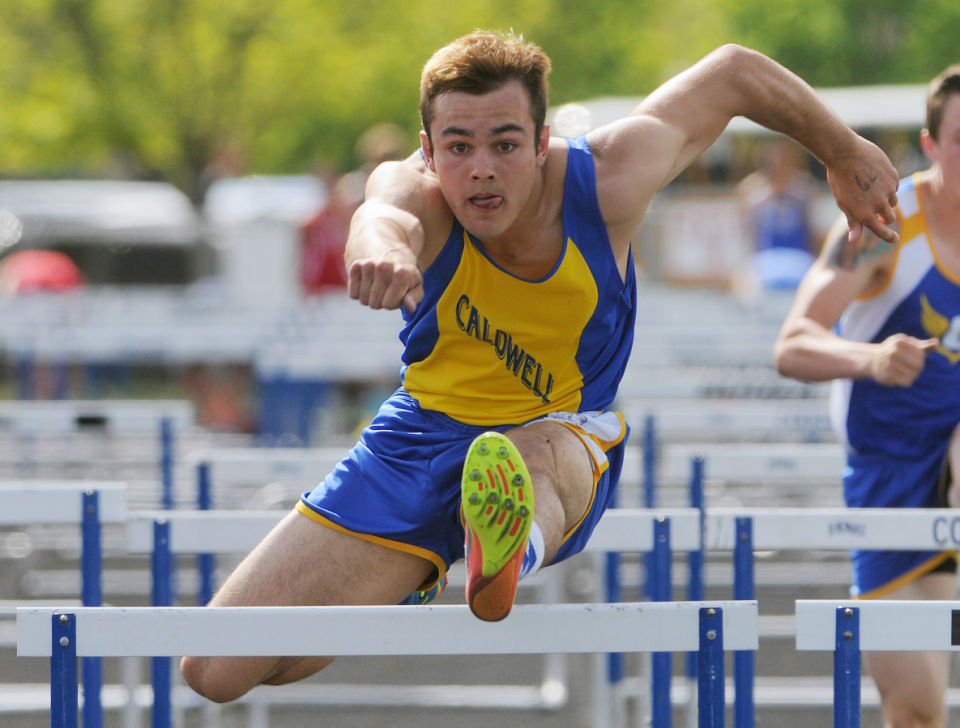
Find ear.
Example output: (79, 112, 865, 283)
(419, 131, 436, 172)
(920, 128, 937, 161)
(535, 125, 550, 167)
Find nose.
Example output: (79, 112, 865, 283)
(470, 150, 495, 181)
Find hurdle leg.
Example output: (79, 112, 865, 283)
(160, 417, 175, 510)
(152, 520, 174, 728)
(650, 516, 673, 728)
(121, 655, 141, 728)
(833, 606, 861, 728)
(52, 613, 79, 728)
(697, 607, 725, 728)
(196, 462, 217, 605)
(732, 517, 754, 728)
(592, 552, 617, 728)
(538, 562, 570, 708)
(80, 492, 103, 728)
(685, 457, 705, 728)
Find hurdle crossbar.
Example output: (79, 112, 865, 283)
(0, 399, 194, 435)
(796, 599, 960, 652)
(124, 506, 703, 555)
(19, 602, 758, 657)
(0, 482, 126, 526)
(19, 601, 756, 728)
(705, 507, 960, 550)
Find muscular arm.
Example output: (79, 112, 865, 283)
(774, 218, 938, 385)
(589, 44, 899, 252)
(345, 154, 447, 312)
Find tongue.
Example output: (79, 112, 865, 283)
(473, 196, 501, 210)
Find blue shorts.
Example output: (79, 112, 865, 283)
(297, 389, 629, 591)
(844, 443, 954, 597)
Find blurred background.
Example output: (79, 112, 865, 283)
(0, 0, 953, 443)
(1, 4, 958, 727)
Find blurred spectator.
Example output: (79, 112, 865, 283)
(200, 143, 247, 200)
(300, 171, 365, 294)
(0, 250, 84, 295)
(737, 139, 819, 291)
(354, 122, 409, 173)
(300, 123, 410, 296)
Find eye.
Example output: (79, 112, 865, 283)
(497, 141, 517, 153)
(449, 142, 469, 155)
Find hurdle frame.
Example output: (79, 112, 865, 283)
(796, 600, 960, 728)
(702, 506, 960, 727)
(0, 482, 127, 728)
(18, 600, 758, 728)
(124, 506, 703, 728)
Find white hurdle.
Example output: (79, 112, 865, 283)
(0, 482, 127, 728)
(0, 400, 194, 435)
(125, 506, 703, 556)
(123, 506, 702, 728)
(704, 507, 960, 551)
(18, 600, 758, 728)
(701, 507, 960, 726)
(796, 600, 960, 728)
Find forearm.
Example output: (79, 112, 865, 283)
(774, 319, 877, 382)
(717, 45, 898, 241)
(714, 46, 856, 166)
(635, 45, 860, 189)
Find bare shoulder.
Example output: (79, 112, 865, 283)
(366, 153, 442, 213)
(582, 116, 672, 235)
(364, 152, 452, 242)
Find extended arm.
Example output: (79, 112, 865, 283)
(590, 45, 899, 248)
(774, 219, 938, 386)
(345, 155, 434, 312)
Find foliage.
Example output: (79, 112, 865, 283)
(0, 0, 955, 201)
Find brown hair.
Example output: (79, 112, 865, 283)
(419, 30, 551, 147)
(926, 63, 960, 141)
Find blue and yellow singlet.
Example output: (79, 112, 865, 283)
(399, 136, 636, 426)
(832, 173, 960, 458)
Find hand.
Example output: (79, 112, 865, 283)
(825, 136, 900, 247)
(347, 251, 423, 313)
(870, 334, 939, 387)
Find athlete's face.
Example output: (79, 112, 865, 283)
(923, 93, 960, 192)
(420, 81, 549, 241)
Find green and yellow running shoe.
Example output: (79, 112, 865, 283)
(461, 431, 534, 622)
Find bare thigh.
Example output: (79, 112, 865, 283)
(180, 508, 435, 702)
(507, 420, 595, 564)
(949, 425, 960, 505)
(864, 572, 957, 728)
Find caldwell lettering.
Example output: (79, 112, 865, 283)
(456, 294, 555, 404)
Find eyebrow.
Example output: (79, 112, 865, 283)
(440, 125, 474, 138)
(439, 122, 526, 138)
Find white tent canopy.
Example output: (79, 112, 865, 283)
(551, 85, 928, 136)
(0, 180, 200, 247)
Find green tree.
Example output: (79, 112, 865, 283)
(0, 0, 955, 200)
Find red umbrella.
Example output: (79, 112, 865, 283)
(0, 250, 85, 293)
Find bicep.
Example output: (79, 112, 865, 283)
(348, 159, 432, 256)
(587, 114, 691, 232)
(588, 60, 741, 223)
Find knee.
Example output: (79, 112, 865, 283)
(884, 702, 945, 728)
(180, 656, 250, 704)
(879, 687, 946, 728)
